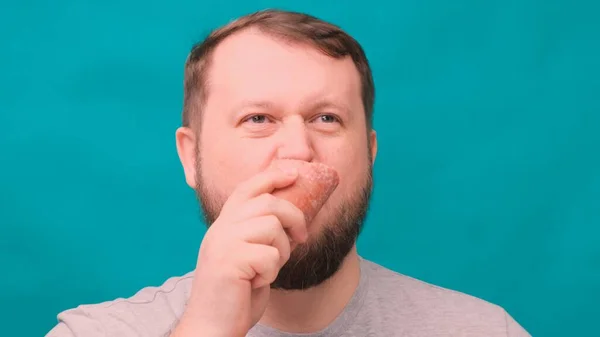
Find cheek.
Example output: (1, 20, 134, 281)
(337, 157, 370, 198)
(199, 135, 275, 193)
(319, 135, 371, 199)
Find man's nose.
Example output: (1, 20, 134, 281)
(275, 117, 314, 162)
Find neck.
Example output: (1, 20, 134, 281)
(259, 247, 361, 333)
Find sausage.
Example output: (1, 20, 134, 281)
(270, 159, 340, 224)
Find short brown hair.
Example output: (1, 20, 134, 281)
(181, 9, 375, 130)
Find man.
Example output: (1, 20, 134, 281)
(47, 9, 531, 337)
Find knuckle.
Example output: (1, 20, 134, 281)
(258, 194, 278, 214)
(281, 199, 305, 225)
(264, 214, 280, 229)
(267, 246, 281, 265)
(280, 244, 291, 261)
(259, 192, 276, 206)
(294, 207, 307, 225)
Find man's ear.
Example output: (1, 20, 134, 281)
(175, 127, 198, 188)
(369, 129, 378, 165)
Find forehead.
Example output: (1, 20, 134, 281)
(203, 28, 363, 113)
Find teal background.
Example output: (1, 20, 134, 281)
(1, 0, 598, 336)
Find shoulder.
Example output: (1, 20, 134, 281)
(359, 259, 530, 336)
(361, 258, 504, 314)
(46, 272, 194, 337)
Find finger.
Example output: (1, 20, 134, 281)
(241, 244, 281, 289)
(228, 167, 298, 206)
(236, 215, 291, 267)
(239, 194, 308, 244)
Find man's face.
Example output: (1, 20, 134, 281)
(178, 29, 377, 290)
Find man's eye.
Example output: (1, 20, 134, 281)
(315, 114, 339, 123)
(245, 114, 269, 123)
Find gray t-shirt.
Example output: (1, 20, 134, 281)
(47, 258, 531, 336)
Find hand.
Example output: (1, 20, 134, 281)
(171, 167, 308, 337)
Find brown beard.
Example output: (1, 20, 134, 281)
(194, 157, 373, 291)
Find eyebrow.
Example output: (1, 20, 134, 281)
(232, 98, 352, 116)
(305, 98, 352, 116)
(233, 100, 275, 112)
